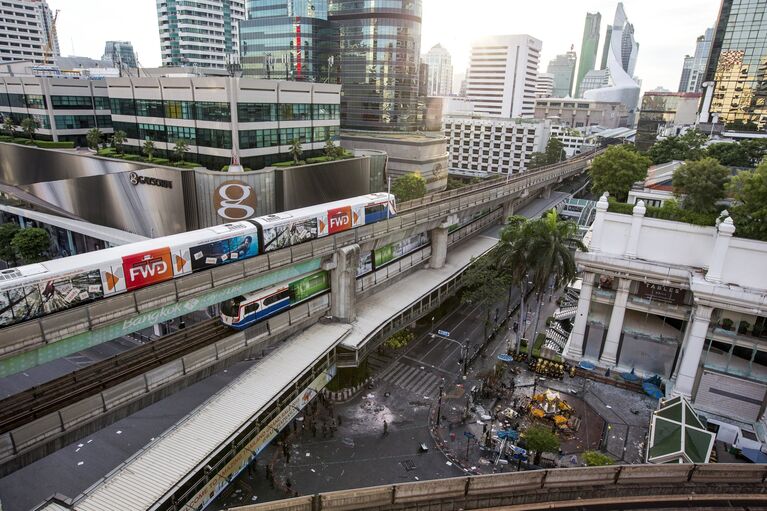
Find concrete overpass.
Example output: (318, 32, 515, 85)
(0, 150, 599, 378)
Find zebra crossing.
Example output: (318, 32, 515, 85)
(377, 361, 443, 397)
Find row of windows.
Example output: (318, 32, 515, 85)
(0, 111, 50, 129)
(238, 126, 338, 149)
(113, 121, 236, 148)
(0, 92, 45, 109)
(54, 115, 112, 130)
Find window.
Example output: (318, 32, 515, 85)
(166, 125, 196, 144)
(164, 100, 194, 119)
(264, 290, 289, 306)
(25, 94, 46, 109)
(239, 129, 279, 149)
(312, 103, 339, 120)
(135, 99, 164, 118)
(197, 127, 231, 148)
(110, 97, 136, 116)
(195, 101, 230, 122)
(55, 115, 97, 129)
(138, 123, 167, 142)
(113, 121, 138, 138)
(96, 115, 113, 128)
(237, 103, 276, 122)
(51, 95, 92, 110)
(280, 127, 311, 144)
(279, 103, 311, 121)
(313, 125, 338, 142)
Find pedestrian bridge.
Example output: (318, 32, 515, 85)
(0, 151, 599, 377)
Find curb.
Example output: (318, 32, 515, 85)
(322, 377, 372, 403)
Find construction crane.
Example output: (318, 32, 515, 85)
(42, 9, 60, 66)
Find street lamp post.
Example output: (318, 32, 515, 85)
(463, 341, 469, 376)
(436, 383, 444, 427)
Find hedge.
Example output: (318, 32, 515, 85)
(34, 140, 74, 149)
(607, 199, 718, 227)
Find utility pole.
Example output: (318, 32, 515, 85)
(436, 382, 444, 426)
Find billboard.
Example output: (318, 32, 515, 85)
(372, 233, 428, 269)
(188, 234, 258, 272)
(214, 181, 258, 221)
(289, 271, 329, 302)
(261, 215, 321, 252)
(0, 268, 104, 327)
(327, 206, 353, 234)
(122, 248, 174, 290)
(357, 251, 373, 276)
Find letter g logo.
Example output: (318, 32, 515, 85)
(215, 181, 257, 220)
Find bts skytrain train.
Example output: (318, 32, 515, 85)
(0, 193, 396, 328)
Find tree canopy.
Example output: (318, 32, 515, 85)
(391, 173, 427, 203)
(524, 426, 560, 465)
(11, 227, 50, 264)
(173, 138, 189, 162)
(461, 254, 511, 341)
(528, 137, 566, 169)
(647, 130, 707, 164)
(582, 450, 613, 466)
(86, 128, 102, 150)
(143, 139, 155, 160)
(112, 130, 127, 154)
(729, 161, 767, 241)
(20, 117, 38, 141)
(0, 223, 20, 263)
(672, 158, 730, 213)
(590, 145, 652, 202)
(289, 138, 303, 164)
(706, 139, 767, 167)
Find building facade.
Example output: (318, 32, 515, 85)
(534, 97, 629, 129)
(0, 76, 113, 145)
(678, 29, 713, 93)
(576, 12, 601, 99)
(701, 0, 767, 129)
(423, 43, 453, 97)
(636, 91, 702, 151)
(156, 0, 245, 69)
(584, 3, 640, 122)
(443, 115, 550, 176)
(102, 41, 138, 68)
(0, 0, 59, 65)
(107, 76, 340, 171)
(535, 73, 554, 99)
(546, 50, 577, 98)
(578, 69, 610, 97)
(328, 0, 422, 131)
(565, 196, 767, 428)
(239, 0, 338, 83)
(466, 35, 541, 118)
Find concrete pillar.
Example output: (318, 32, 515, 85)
(541, 186, 552, 200)
(600, 277, 631, 366)
(330, 244, 360, 323)
(705, 217, 735, 284)
(673, 305, 713, 399)
(430, 226, 448, 269)
(625, 200, 646, 259)
(589, 193, 610, 253)
(564, 271, 595, 360)
(502, 201, 515, 223)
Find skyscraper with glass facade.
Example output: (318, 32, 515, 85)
(678, 29, 712, 93)
(328, 0, 423, 131)
(102, 41, 137, 68)
(240, 0, 338, 82)
(702, 0, 767, 129)
(575, 13, 601, 98)
(546, 50, 577, 97)
(156, 0, 245, 69)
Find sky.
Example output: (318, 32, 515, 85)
(48, 0, 722, 93)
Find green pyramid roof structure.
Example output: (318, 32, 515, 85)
(647, 395, 715, 464)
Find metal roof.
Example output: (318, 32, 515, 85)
(72, 323, 351, 511)
(647, 395, 715, 464)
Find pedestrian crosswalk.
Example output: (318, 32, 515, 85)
(377, 361, 443, 397)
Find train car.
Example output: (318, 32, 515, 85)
(251, 193, 395, 252)
(220, 271, 330, 329)
(0, 221, 259, 328)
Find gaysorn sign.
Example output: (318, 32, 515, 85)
(129, 172, 173, 189)
(214, 181, 257, 220)
(637, 282, 686, 305)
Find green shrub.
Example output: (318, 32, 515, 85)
(0, 135, 12, 142)
(34, 140, 74, 149)
(12, 138, 33, 145)
(306, 156, 333, 164)
(153, 158, 170, 166)
(607, 198, 718, 227)
(220, 164, 253, 172)
(273, 161, 300, 167)
(120, 154, 143, 161)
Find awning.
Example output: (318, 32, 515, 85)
(740, 447, 767, 464)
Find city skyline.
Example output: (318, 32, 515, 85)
(47, 0, 720, 94)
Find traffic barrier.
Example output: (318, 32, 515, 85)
(134, 280, 177, 313)
(321, 485, 392, 510)
(691, 463, 767, 483)
(88, 293, 137, 327)
(40, 307, 90, 343)
(211, 262, 245, 286)
(59, 394, 105, 430)
(291, 242, 314, 262)
(268, 313, 291, 336)
(10, 412, 62, 451)
(467, 471, 545, 495)
(101, 374, 148, 410)
(215, 333, 247, 360)
(175, 271, 214, 298)
(615, 464, 691, 485)
(394, 476, 466, 503)
(0, 320, 41, 356)
(0, 433, 13, 462)
(145, 359, 184, 391)
(182, 344, 217, 374)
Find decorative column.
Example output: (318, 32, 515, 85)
(705, 217, 735, 284)
(673, 305, 713, 399)
(589, 193, 609, 253)
(330, 244, 360, 323)
(625, 200, 646, 259)
(564, 271, 595, 361)
(430, 226, 448, 269)
(600, 277, 631, 366)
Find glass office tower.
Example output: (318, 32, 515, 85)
(240, 0, 338, 82)
(328, 0, 423, 131)
(705, 0, 767, 129)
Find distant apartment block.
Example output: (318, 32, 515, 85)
(0, 0, 59, 65)
(102, 41, 137, 68)
(534, 97, 629, 129)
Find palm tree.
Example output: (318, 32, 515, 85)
(497, 210, 585, 354)
(289, 138, 302, 164)
(143, 139, 155, 161)
(324, 138, 336, 159)
(20, 117, 38, 142)
(173, 138, 189, 163)
(86, 127, 102, 150)
(112, 130, 127, 154)
(2, 117, 15, 137)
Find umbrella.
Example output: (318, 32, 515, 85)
(643, 382, 664, 399)
(579, 361, 595, 370)
(621, 372, 639, 383)
(497, 354, 514, 362)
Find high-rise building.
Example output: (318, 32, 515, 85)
(423, 43, 453, 96)
(678, 29, 712, 93)
(535, 73, 555, 99)
(575, 13, 601, 98)
(466, 35, 542, 118)
(239, 0, 338, 82)
(102, 41, 137, 68)
(584, 3, 640, 122)
(0, 0, 60, 65)
(636, 91, 702, 151)
(701, 0, 767, 129)
(156, 0, 245, 69)
(546, 50, 577, 97)
(328, 0, 422, 131)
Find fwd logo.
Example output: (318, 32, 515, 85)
(129, 258, 168, 280)
(330, 214, 349, 229)
(327, 206, 352, 234)
(122, 248, 173, 290)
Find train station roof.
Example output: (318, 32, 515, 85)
(647, 396, 715, 464)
